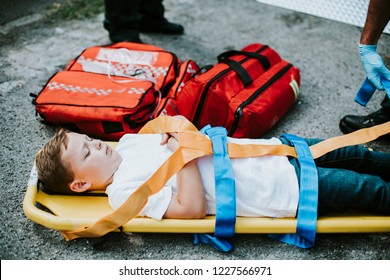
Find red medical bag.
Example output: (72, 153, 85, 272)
(175, 43, 300, 138)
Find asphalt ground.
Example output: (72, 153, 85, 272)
(1, 0, 390, 264)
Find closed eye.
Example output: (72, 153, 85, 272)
(84, 135, 92, 158)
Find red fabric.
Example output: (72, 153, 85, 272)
(34, 42, 179, 140)
(33, 42, 299, 140)
(175, 43, 300, 138)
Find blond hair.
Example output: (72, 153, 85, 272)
(35, 128, 76, 194)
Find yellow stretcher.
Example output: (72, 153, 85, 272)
(23, 142, 390, 236)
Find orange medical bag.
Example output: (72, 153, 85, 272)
(32, 42, 181, 140)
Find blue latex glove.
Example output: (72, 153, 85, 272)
(359, 44, 390, 91)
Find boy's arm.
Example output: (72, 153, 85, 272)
(161, 134, 207, 219)
(163, 160, 207, 219)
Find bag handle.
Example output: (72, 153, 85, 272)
(217, 50, 271, 70)
(217, 50, 271, 87)
(219, 58, 253, 87)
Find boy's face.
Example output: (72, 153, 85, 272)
(61, 132, 122, 192)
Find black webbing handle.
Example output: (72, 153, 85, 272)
(217, 50, 271, 70)
(220, 58, 253, 87)
(217, 50, 271, 87)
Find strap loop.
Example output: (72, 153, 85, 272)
(194, 126, 236, 252)
(220, 58, 253, 87)
(355, 77, 390, 106)
(269, 134, 318, 248)
(193, 233, 233, 252)
(217, 50, 271, 70)
(201, 126, 236, 238)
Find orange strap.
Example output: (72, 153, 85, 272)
(61, 116, 390, 240)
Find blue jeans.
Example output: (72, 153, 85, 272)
(280, 137, 390, 216)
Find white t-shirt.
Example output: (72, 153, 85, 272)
(106, 134, 299, 220)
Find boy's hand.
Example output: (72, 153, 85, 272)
(160, 132, 180, 151)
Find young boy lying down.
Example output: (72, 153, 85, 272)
(35, 116, 390, 220)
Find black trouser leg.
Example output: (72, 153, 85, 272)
(104, 0, 143, 42)
(380, 95, 390, 116)
(140, 0, 165, 20)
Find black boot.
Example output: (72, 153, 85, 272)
(104, 19, 143, 43)
(339, 108, 390, 134)
(139, 17, 184, 34)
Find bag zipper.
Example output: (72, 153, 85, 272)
(192, 45, 269, 126)
(229, 63, 293, 136)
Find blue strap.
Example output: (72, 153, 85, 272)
(204, 126, 236, 238)
(193, 125, 236, 252)
(269, 134, 319, 248)
(355, 77, 390, 106)
(193, 233, 233, 252)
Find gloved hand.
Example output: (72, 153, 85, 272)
(359, 44, 390, 90)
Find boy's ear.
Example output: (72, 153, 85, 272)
(69, 180, 92, 193)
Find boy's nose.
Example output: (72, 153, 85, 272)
(93, 140, 102, 150)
